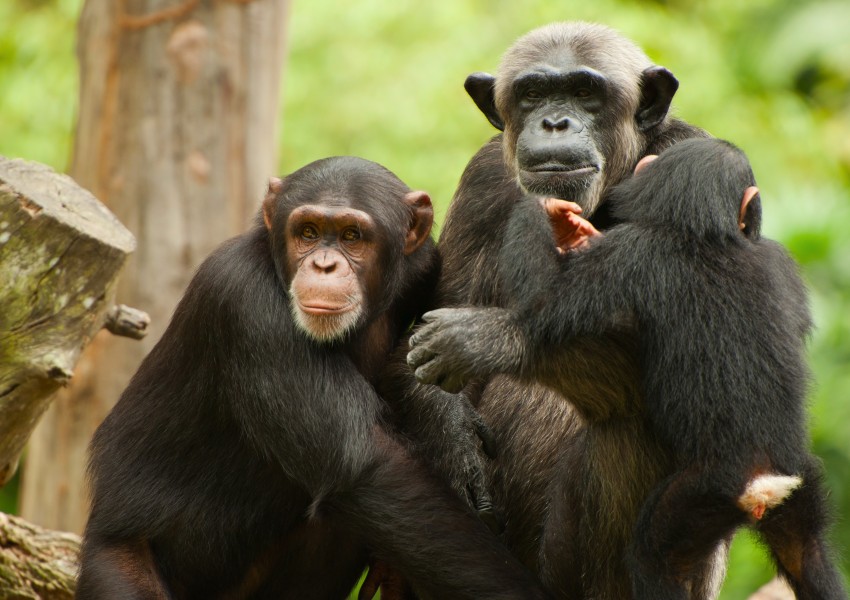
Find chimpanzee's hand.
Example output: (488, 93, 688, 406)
(378, 339, 501, 531)
(542, 198, 602, 253)
(431, 391, 502, 532)
(407, 307, 524, 393)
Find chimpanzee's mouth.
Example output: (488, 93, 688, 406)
(299, 302, 355, 316)
(523, 164, 599, 178)
(519, 165, 600, 197)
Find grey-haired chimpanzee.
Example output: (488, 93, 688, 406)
(384, 21, 717, 599)
(75, 157, 548, 600)
(409, 138, 847, 600)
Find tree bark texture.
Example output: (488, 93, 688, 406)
(0, 157, 137, 488)
(20, 0, 290, 534)
(0, 512, 80, 600)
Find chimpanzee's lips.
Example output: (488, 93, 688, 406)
(299, 302, 355, 316)
(522, 164, 599, 178)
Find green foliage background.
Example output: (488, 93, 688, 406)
(1, 1, 849, 597)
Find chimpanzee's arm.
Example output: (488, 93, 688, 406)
(221, 289, 543, 599)
(237, 354, 542, 598)
(409, 195, 632, 392)
(378, 335, 500, 530)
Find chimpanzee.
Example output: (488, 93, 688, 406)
(388, 21, 724, 599)
(75, 157, 549, 600)
(409, 138, 847, 600)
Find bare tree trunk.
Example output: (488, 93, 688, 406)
(20, 0, 290, 534)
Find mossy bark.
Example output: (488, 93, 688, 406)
(0, 156, 140, 485)
(0, 513, 79, 600)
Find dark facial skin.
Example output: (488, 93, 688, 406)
(509, 60, 607, 199)
(464, 26, 684, 218)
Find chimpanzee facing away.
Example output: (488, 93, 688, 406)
(76, 157, 548, 600)
(409, 138, 848, 599)
(388, 21, 719, 599)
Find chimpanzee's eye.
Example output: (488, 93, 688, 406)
(301, 225, 319, 240)
(525, 89, 543, 100)
(341, 228, 361, 242)
(575, 87, 592, 98)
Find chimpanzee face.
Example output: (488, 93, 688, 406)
(283, 202, 380, 342)
(260, 158, 434, 344)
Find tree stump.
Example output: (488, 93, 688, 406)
(0, 156, 147, 485)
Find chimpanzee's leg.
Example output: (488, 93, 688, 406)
(756, 458, 847, 600)
(76, 538, 171, 600)
(627, 469, 747, 600)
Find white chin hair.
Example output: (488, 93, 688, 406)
(292, 304, 362, 343)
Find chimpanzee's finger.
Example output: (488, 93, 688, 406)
(473, 413, 498, 459)
(414, 357, 449, 387)
(421, 308, 462, 324)
(358, 573, 380, 600)
(409, 323, 435, 349)
(407, 344, 435, 372)
(468, 466, 504, 534)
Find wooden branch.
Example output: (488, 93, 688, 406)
(0, 512, 79, 599)
(104, 303, 151, 340)
(0, 156, 144, 485)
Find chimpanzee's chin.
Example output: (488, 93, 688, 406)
(521, 174, 598, 212)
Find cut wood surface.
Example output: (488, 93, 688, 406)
(0, 156, 143, 486)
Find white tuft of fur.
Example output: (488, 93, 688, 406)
(737, 474, 803, 517)
(702, 541, 730, 600)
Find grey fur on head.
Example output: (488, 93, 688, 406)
(494, 22, 656, 215)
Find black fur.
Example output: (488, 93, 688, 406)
(517, 139, 845, 599)
(411, 139, 847, 599)
(404, 22, 713, 599)
(76, 157, 548, 600)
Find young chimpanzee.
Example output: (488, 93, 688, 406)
(76, 157, 548, 600)
(408, 138, 847, 599)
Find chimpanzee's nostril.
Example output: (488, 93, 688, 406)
(313, 251, 338, 273)
(542, 117, 570, 132)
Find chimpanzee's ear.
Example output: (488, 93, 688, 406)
(636, 66, 679, 131)
(465, 72, 505, 131)
(740, 186, 761, 238)
(403, 191, 434, 255)
(262, 177, 285, 230)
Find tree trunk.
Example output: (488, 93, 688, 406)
(0, 157, 142, 487)
(20, 0, 290, 534)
